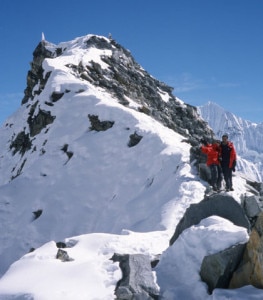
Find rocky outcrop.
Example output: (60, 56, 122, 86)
(60, 144, 74, 163)
(28, 108, 55, 137)
(111, 253, 159, 300)
(200, 243, 246, 293)
(128, 132, 143, 147)
(169, 194, 250, 246)
(22, 40, 58, 104)
(88, 114, 114, 132)
(229, 212, 263, 289)
(10, 131, 32, 156)
(243, 195, 262, 219)
(56, 249, 74, 262)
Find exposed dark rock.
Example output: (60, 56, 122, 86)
(32, 209, 43, 220)
(11, 158, 27, 180)
(56, 249, 73, 262)
(60, 144, 74, 162)
(88, 114, 114, 131)
(229, 212, 263, 289)
(50, 91, 64, 102)
(61, 144, 69, 152)
(111, 253, 159, 300)
(85, 35, 113, 50)
(27, 108, 56, 137)
(169, 194, 250, 246)
(128, 132, 143, 147)
(200, 243, 246, 293)
(56, 242, 67, 248)
(22, 40, 55, 104)
(44, 101, 54, 106)
(70, 35, 213, 147)
(10, 131, 32, 156)
(242, 194, 261, 218)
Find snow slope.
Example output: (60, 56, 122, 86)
(0, 35, 262, 299)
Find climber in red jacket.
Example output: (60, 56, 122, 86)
(201, 139, 223, 192)
(219, 134, 237, 192)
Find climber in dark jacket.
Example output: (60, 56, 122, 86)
(219, 134, 237, 192)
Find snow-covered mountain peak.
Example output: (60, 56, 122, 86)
(0, 33, 213, 275)
(0, 35, 262, 299)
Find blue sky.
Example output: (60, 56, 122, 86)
(0, 0, 262, 125)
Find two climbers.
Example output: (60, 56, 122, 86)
(200, 133, 236, 192)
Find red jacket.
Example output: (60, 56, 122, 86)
(201, 143, 220, 166)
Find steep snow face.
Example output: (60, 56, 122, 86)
(0, 70, 197, 275)
(0, 34, 209, 276)
(0, 34, 261, 300)
(198, 101, 263, 181)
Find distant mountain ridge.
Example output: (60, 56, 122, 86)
(198, 101, 263, 181)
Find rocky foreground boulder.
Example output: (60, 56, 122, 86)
(111, 253, 159, 300)
(169, 194, 250, 246)
(112, 193, 255, 297)
(230, 211, 263, 289)
(200, 243, 246, 293)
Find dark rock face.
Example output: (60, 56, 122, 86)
(62, 36, 214, 146)
(111, 253, 159, 300)
(56, 249, 73, 262)
(50, 91, 64, 102)
(229, 212, 263, 289)
(243, 195, 261, 219)
(60, 144, 74, 163)
(32, 209, 43, 220)
(10, 131, 32, 156)
(22, 41, 56, 104)
(169, 194, 250, 246)
(88, 114, 114, 131)
(28, 108, 55, 137)
(200, 243, 246, 293)
(128, 132, 143, 147)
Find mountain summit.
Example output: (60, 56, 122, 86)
(0, 34, 214, 185)
(0, 35, 262, 299)
(0, 33, 211, 274)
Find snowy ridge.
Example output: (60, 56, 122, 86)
(0, 35, 261, 299)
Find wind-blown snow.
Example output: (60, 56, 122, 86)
(0, 35, 262, 299)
